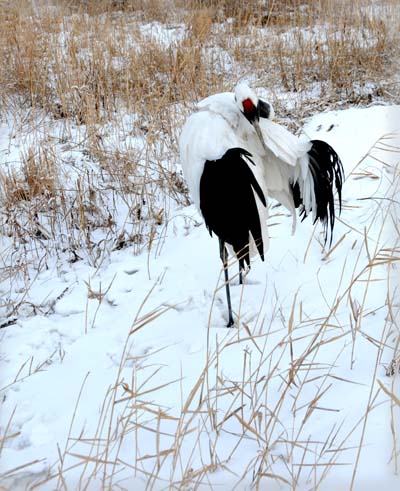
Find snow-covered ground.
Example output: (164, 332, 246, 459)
(1, 104, 399, 490)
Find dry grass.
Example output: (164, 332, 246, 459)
(1, 0, 399, 113)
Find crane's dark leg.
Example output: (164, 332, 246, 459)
(219, 239, 234, 327)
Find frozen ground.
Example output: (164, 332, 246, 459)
(0, 104, 399, 490)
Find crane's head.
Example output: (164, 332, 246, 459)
(234, 82, 272, 153)
(235, 82, 259, 124)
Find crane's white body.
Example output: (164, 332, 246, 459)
(179, 90, 315, 248)
(179, 84, 343, 326)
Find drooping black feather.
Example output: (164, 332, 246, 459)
(290, 139, 344, 245)
(200, 148, 266, 270)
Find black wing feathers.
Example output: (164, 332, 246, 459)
(200, 148, 266, 270)
(290, 139, 344, 245)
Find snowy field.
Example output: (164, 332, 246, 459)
(1, 99, 399, 490)
(1, 1, 400, 490)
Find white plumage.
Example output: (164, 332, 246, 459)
(179, 83, 343, 327)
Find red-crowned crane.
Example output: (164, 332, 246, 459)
(179, 83, 344, 327)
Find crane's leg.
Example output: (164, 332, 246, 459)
(239, 262, 250, 285)
(219, 239, 234, 327)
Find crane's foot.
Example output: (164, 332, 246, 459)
(227, 316, 235, 328)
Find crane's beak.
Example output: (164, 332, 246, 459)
(253, 119, 269, 155)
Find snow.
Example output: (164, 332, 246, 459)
(1, 105, 399, 490)
(139, 22, 186, 47)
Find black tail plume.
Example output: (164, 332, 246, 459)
(309, 140, 344, 244)
(294, 140, 344, 245)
